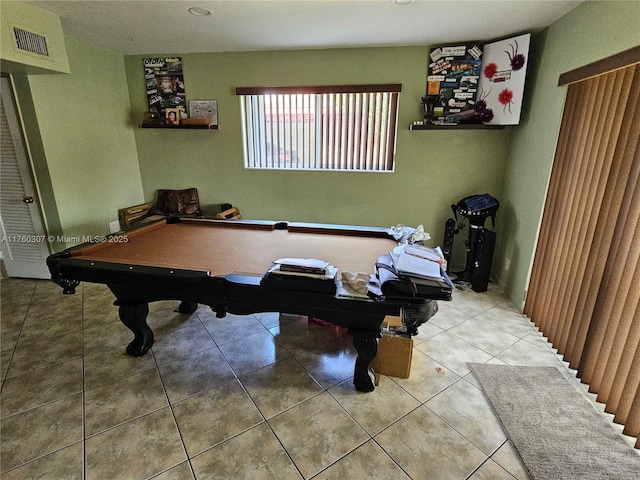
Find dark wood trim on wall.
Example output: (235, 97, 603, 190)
(235, 84, 403, 95)
(558, 45, 640, 86)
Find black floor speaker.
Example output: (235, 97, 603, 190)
(471, 229, 496, 292)
(442, 218, 455, 272)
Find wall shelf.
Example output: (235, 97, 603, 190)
(409, 123, 505, 130)
(139, 124, 218, 130)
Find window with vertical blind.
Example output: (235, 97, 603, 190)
(235, 84, 401, 172)
(525, 46, 640, 448)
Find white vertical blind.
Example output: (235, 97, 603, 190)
(237, 85, 401, 171)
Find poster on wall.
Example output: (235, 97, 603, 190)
(476, 33, 530, 125)
(143, 57, 186, 117)
(425, 44, 483, 125)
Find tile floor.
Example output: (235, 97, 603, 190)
(0, 277, 614, 479)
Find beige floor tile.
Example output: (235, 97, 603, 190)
(0, 326, 22, 354)
(30, 280, 77, 305)
(0, 441, 83, 480)
(428, 301, 473, 329)
(152, 461, 196, 480)
(1, 348, 13, 381)
(294, 337, 356, 389)
(253, 311, 292, 330)
(375, 406, 487, 480)
(24, 292, 82, 319)
(158, 346, 236, 403)
(448, 317, 520, 355)
(496, 338, 566, 368)
(473, 306, 536, 338)
(491, 441, 530, 480)
(268, 316, 339, 354)
(1, 292, 26, 317)
(83, 320, 133, 356)
(1, 277, 36, 299)
(84, 368, 168, 436)
(18, 310, 83, 345)
(172, 379, 263, 456)
(1, 393, 83, 473)
(191, 423, 302, 480)
(81, 281, 112, 298)
(201, 311, 268, 345)
(84, 343, 157, 390)
(468, 458, 518, 480)
(415, 331, 493, 377)
(1, 357, 83, 417)
(446, 289, 496, 316)
(82, 294, 121, 329)
(0, 277, 573, 479)
(7, 330, 83, 377)
(390, 348, 460, 402)
(412, 319, 444, 346)
(147, 306, 202, 336)
(218, 329, 292, 376)
(313, 440, 411, 480)
(521, 329, 555, 351)
(85, 407, 186, 480)
(269, 392, 369, 479)
(468, 286, 510, 306)
(330, 376, 420, 435)
(241, 356, 323, 418)
(151, 323, 217, 365)
(425, 378, 507, 455)
(1, 298, 30, 320)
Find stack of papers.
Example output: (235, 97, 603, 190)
(262, 257, 338, 294)
(275, 258, 329, 274)
(391, 245, 445, 281)
(270, 258, 337, 280)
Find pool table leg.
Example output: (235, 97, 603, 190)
(177, 301, 198, 314)
(352, 335, 378, 392)
(117, 302, 153, 357)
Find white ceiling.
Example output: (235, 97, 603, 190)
(25, 0, 584, 55)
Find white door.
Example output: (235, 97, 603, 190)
(1, 76, 51, 279)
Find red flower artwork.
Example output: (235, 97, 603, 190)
(498, 88, 515, 113)
(484, 62, 498, 79)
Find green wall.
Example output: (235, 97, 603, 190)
(19, 1, 638, 305)
(26, 36, 144, 245)
(493, 1, 640, 309)
(125, 47, 511, 269)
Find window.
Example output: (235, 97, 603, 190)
(236, 84, 402, 172)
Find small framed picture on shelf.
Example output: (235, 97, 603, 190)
(189, 100, 218, 126)
(165, 108, 180, 125)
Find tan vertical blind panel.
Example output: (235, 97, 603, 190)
(524, 63, 640, 448)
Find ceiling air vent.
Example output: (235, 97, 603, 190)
(13, 27, 49, 57)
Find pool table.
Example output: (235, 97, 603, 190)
(47, 217, 445, 392)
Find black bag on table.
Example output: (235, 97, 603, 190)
(374, 254, 452, 301)
(373, 254, 452, 335)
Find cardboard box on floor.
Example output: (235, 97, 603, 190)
(370, 315, 413, 382)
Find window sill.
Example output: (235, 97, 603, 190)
(409, 123, 505, 130)
(139, 124, 218, 130)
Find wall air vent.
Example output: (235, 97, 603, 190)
(13, 27, 49, 57)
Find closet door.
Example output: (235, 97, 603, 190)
(1, 76, 51, 279)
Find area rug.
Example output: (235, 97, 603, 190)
(468, 364, 640, 480)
